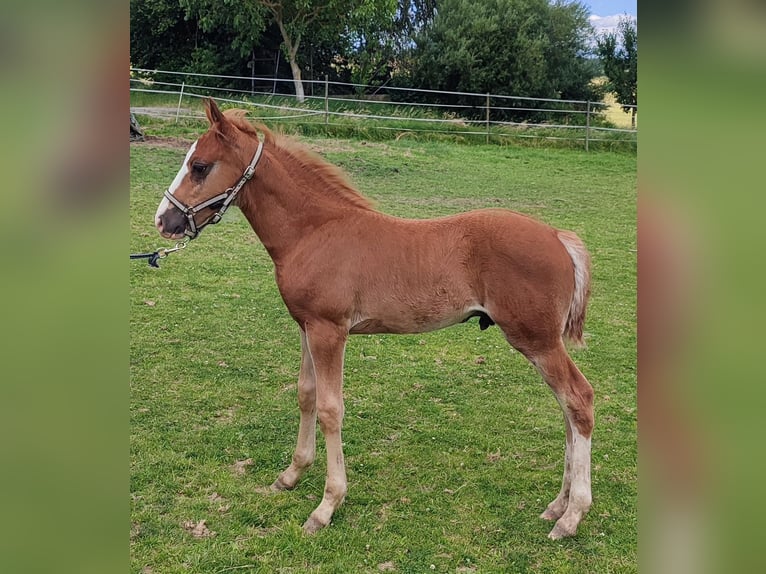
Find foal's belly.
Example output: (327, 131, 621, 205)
(349, 306, 491, 335)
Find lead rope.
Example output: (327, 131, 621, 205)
(130, 241, 187, 268)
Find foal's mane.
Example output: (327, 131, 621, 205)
(223, 110, 374, 211)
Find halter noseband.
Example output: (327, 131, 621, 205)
(163, 138, 265, 240)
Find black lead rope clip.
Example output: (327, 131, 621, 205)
(130, 242, 187, 268)
(129, 250, 162, 267)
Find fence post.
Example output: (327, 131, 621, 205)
(585, 101, 591, 152)
(175, 81, 185, 124)
(485, 93, 490, 144)
(324, 75, 329, 126)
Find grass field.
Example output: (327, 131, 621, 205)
(130, 129, 636, 573)
(130, 89, 636, 152)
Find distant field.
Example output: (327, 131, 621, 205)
(130, 129, 636, 573)
(587, 76, 635, 130)
(602, 92, 636, 129)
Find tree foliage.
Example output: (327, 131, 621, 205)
(130, 0, 249, 79)
(312, 0, 434, 92)
(177, 0, 396, 101)
(596, 16, 637, 127)
(130, 0, 615, 116)
(399, 0, 598, 117)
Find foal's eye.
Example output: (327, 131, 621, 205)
(191, 162, 211, 177)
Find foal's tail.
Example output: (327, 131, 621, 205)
(556, 230, 592, 348)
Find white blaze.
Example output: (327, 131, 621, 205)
(154, 140, 197, 226)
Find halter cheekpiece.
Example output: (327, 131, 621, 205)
(163, 137, 265, 240)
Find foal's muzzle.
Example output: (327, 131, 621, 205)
(156, 205, 189, 239)
(162, 188, 226, 240)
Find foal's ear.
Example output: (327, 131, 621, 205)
(204, 98, 235, 141)
(205, 98, 225, 126)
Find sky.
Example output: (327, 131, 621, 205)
(582, 1, 637, 17)
(581, 1, 637, 35)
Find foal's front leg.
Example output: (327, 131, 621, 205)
(272, 330, 317, 491)
(301, 322, 348, 534)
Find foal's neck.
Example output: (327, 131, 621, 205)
(237, 142, 371, 263)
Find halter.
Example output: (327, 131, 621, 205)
(163, 138, 265, 240)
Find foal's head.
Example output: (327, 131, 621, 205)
(154, 99, 261, 240)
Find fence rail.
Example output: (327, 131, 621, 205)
(129, 68, 636, 150)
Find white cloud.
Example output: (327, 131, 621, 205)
(589, 13, 636, 37)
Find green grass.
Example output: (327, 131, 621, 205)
(131, 131, 636, 573)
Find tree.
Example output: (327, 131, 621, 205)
(181, 0, 396, 102)
(401, 0, 598, 118)
(320, 0, 436, 92)
(596, 16, 637, 128)
(262, 1, 325, 101)
(265, 0, 401, 101)
(131, 0, 259, 82)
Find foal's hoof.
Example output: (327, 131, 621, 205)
(540, 507, 563, 521)
(540, 502, 568, 522)
(547, 519, 577, 540)
(302, 515, 327, 535)
(270, 477, 295, 491)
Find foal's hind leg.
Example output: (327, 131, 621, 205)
(540, 416, 573, 521)
(530, 343, 594, 539)
(272, 330, 317, 491)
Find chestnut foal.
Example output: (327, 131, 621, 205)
(154, 99, 594, 539)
